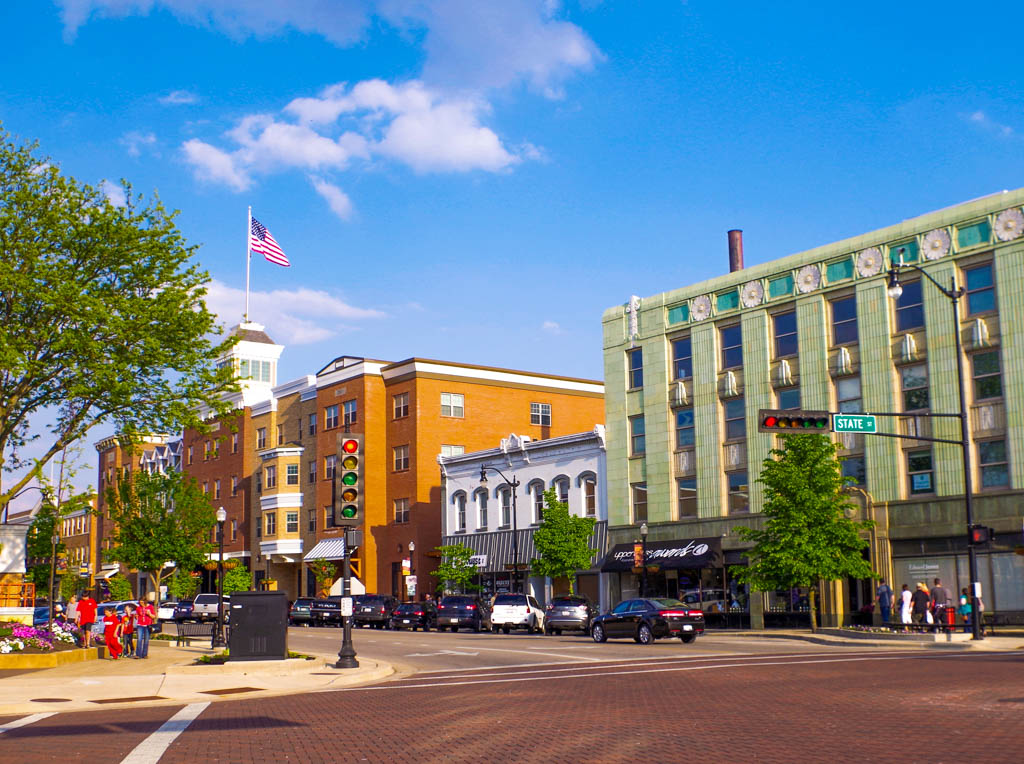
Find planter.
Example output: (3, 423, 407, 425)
(203, 562, 219, 571)
(0, 647, 100, 670)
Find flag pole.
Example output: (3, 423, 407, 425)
(245, 205, 252, 323)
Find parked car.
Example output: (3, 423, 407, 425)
(680, 589, 730, 614)
(436, 595, 490, 632)
(173, 600, 195, 623)
(90, 601, 131, 639)
(311, 595, 365, 626)
(354, 595, 400, 629)
(33, 605, 53, 627)
(157, 600, 178, 623)
(543, 595, 596, 635)
(390, 601, 438, 631)
(191, 593, 230, 622)
(490, 593, 545, 634)
(289, 598, 316, 626)
(591, 598, 705, 645)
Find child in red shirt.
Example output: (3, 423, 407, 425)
(102, 607, 122, 659)
(121, 604, 136, 658)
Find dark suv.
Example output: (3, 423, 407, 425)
(289, 598, 316, 626)
(354, 595, 400, 629)
(436, 595, 491, 632)
(544, 595, 596, 635)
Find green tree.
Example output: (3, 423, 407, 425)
(106, 574, 133, 601)
(102, 469, 216, 596)
(59, 573, 80, 601)
(730, 434, 874, 631)
(222, 564, 252, 595)
(0, 128, 237, 508)
(168, 571, 201, 601)
(25, 500, 64, 592)
(531, 488, 597, 595)
(432, 543, 480, 595)
(308, 558, 336, 597)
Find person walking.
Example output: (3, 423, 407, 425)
(899, 584, 913, 631)
(121, 604, 136, 658)
(102, 606, 123, 659)
(875, 580, 893, 625)
(910, 583, 931, 631)
(930, 578, 953, 633)
(66, 595, 79, 628)
(77, 592, 98, 648)
(957, 587, 972, 633)
(135, 594, 156, 659)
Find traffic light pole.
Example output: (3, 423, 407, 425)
(335, 526, 359, 669)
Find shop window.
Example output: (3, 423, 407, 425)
(773, 311, 798, 358)
(627, 348, 644, 389)
(675, 408, 695, 449)
(720, 325, 743, 369)
(831, 296, 858, 345)
(724, 398, 746, 440)
(677, 478, 697, 517)
(979, 440, 1009, 488)
(964, 263, 995, 315)
(895, 280, 924, 332)
(972, 351, 1002, 401)
(727, 472, 748, 513)
(836, 376, 862, 413)
(907, 450, 934, 495)
(672, 336, 693, 380)
(631, 483, 648, 523)
(630, 415, 646, 456)
(901, 365, 929, 411)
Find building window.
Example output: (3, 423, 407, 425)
(627, 348, 644, 389)
(231, 433, 238, 454)
(276, 424, 284, 446)
(836, 377, 862, 413)
(229, 475, 238, 497)
(440, 445, 465, 458)
(308, 413, 316, 436)
(256, 428, 267, 449)
(677, 478, 697, 517)
(773, 311, 798, 358)
(202, 481, 209, 495)
(777, 387, 800, 410)
(204, 440, 212, 460)
(324, 507, 336, 530)
(324, 454, 336, 480)
(583, 478, 596, 517)
(895, 280, 924, 332)
(531, 482, 545, 523)
(972, 351, 1002, 400)
(631, 483, 648, 523)
(255, 518, 262, 538)
(255, 473, 262, 494)
(842, 456, 866, 487)
(393, 392, 409, 419)
(456, 494, 467, 532)
(724, 398, 746, 440)
(441, 392, 464, 418)
(721, 325, 743, 369)
(265, 511, 276, 535)
(231, 520, 237, 541)
(908, 450, 934, 494)
(831, 296, 858, 345)
(265, 465, 276, 489)
(555, 478, 569, 505)
(286, 464, 299, 486)
(240, 359, 271, 382)
(630, 415, 646, 456)
(901, 365, 929, 411)
(476, 490, 488, 529)
(394, 498, 410, 524)
(727, 471, 749, 513)
(187, 446, 193, 465)
(393, 445, 410, 471)
(964, 263, 995, 316)
(500, 489, 512, 527)
(978, 440, 1009, 488)
(298, 419, 303, 440)
(675, 408, 695, 449)
(213, 479, 221, 499)
(343, 399, 357, 426)
(284, 511, 298, 534)
(308, 460, 316, 484)
(308, 509, 317, 532)
(325, 405, 339, 430)
(672, 336, 693, 380)
(530, 402, 552, 426)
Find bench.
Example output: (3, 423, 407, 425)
(175, 621, 215, 646)
(983, 612, 1024, 634)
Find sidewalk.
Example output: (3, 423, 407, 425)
(709, 627, 1024, 651)
(0, 641, 392, 716)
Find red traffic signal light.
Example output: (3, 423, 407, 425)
(334, 435, 363, 527)
(969, 525, 993, 545)
(757, 409, 832, 433)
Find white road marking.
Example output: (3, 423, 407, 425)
(119, 702, 209, 764)
(0, 713, 55, 735)
(406, 650, 480, 657)
(452, 645, 604, 661)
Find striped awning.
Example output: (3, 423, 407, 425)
(303, 538, 350, 561)
(443, 521, 608, 575)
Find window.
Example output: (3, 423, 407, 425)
(677, 478, 697, 517)
(324, 507, 336, 530)
(440, 445, 464, 458)
(286, 464, 299, 486)
(455, 494, 467, 532)
(675, 408, 694, 449)
(256, 428, 267, 449)
(298, 419, 303, 440)
(204, 440, 212, 460)
(630, 415, 646, 456)
(231, 433, 238, 454)
(901, 365, 929, 411)
(908, 450, 934, 494)
(631, 483, 648, 523)
(964, 263, 995, 316)
(325, 405, 339, 429)
(202, 481, 209, 495)
(324, 454, 336, 480)
(836, 377, 862, 413)
(276, 424, 284, 446)
(441, 392, 464, 418)
(213, 479, 221, 499)
(239, 359, 271, 382)
(672, 337, 693, 380)
(308, 509, 317, 532)
(265, 511, 276, 535)
(308, 460, 316, 484)
(500, 489, 512, 527)
(842, 456, 866, 487)
(230, 475, 239, 497)
(972, 351, 1002, 400)
(895, 280, 924, 332)
(255, 473, 262, 494)
(727, 471, 749, 513)
(187, 446, 193, 465)
(773, 311, 798, 357)
(979, 440, 1009, 488)
(285, 511, 298, 533)
(777, 387, 800, 410)
(555, 478, 569, 505)
(231, 520, 237, 541)
(583, 478, 596, 517)
(394, 498, 410, 524)
(343, 399, 357, 426)
(308, 413, 316, 436)
(477, 490, 488, 529)
(721, 325, 743, 369)
(831, 296, 858, 345)
(627, 348, 644, 389)
(530, 402, 552, 426)
(724, 398, 746, 440)
(393, 392, 409, 419)
(265, 465, 277, 489)
(393, 445, 410, 471)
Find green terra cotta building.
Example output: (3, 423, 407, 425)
(601, 188, 1024, 629)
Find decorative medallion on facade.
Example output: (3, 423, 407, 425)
(691, 294, 712, 321)
(740, 280, 764, 308)
(994, 207, 1024, 241)
(626, 295, 641, 341)
(855, 247, 883, 277)
(796, 264, 821, 294)
(921, 228, 951, 260)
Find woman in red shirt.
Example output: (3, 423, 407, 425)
(102, 607, 123, 659)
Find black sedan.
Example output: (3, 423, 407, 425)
(544, 595, 596, 635)
(173, 600, 195, 623)
(591, 598, 705, 645)
(389, 602, 437, 631)
(436, 595, 491, 632)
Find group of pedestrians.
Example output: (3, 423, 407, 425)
(876, 578, 979, 633)
(60, 592, 157, 659)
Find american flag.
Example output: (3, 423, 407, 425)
(250, 217, 290, 267)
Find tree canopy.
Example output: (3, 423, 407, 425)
(432, 543, 480, 595)
(531, 488, 597, 594)
(0, 128, 237, 508)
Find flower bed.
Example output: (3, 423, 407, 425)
(0, 621, 80, 654)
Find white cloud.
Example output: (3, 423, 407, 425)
(159, 89, 199, 105)
(100, 179, 127, 206)
(541, 320, 563, 334)
(311, 177, 354, 220)
(120, 130, 156, 157)
(965, 110, 1014, 137)
(228, 115, 369, 170)
(182, 139, 250, 190)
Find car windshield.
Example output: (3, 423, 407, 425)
(362, 596, 388, 605)
(441, 596, 475, 607)
(650, 598, 688, 609)
(551, 597, 588, 606)
(395, 604, 421, 613)
(292, 599, 314, 608)
(493, 594, 526, 606)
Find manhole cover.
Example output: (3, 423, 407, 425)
(31, 698, 71, 703)
(200, 687, 263, 695)
(92, 696, 168, 704)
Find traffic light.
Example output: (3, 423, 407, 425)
(333, 434, 363, 527)
(969, 525, 994, 545)
(758, 409, 832, 433)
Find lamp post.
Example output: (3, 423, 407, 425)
(639, 522, 649, 598)
(47, 531, 59, 634)
(887, 253, 982, 640)
(212, 507, 227, 648)
(479, 466, 520, 593)
(408, 540, 415, 601)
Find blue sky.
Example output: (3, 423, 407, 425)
(4, 2, 1024, 499)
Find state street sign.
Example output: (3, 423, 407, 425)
(832, 413, 877, 434)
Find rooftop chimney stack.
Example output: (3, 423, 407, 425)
(728, 229, 744, 272)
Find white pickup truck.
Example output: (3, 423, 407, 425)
(191, 593, 230, 622)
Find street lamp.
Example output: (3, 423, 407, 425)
(47, 531, 60, 634)
(888, 251, 983, 640)
(408, 541, 415, 601)
(480, 467, 521, 594)
(639, 522, 649, 598)
(212, 506, 227, 648)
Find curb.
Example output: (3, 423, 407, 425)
(165, 657, 322, 676)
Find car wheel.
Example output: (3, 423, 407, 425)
(502, 625, 510, 635)
(451, 625, 459, 633)
(681, 633, 697, 644)
(423, 624, 430, 632)
(592, 623, 607, 643)
(472, 621, 481, 633)
(554, 628, 562, 636)
(637, 624, 653, 645)
(491, 624, 499, 634)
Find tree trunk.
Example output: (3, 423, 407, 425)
(808, 586, 818, 633)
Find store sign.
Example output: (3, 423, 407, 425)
(469, 554, 488, 568)
(602, 537, 722, 572)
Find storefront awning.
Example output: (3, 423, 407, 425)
(303, 538, 354, 562)
(97, 568, 120, 579)
(442, 521, 608, 574)
(600, 537, 723, 572)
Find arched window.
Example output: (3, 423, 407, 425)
(527, 479, 546, 523)
(475, 488, 488, 530)
(576, 471, 597, 517)
(551, 474, 570, 506)
(452, 491, 467, 532)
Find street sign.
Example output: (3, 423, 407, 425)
(832, 413, 877, 434)
(340, 597, 353, 617)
